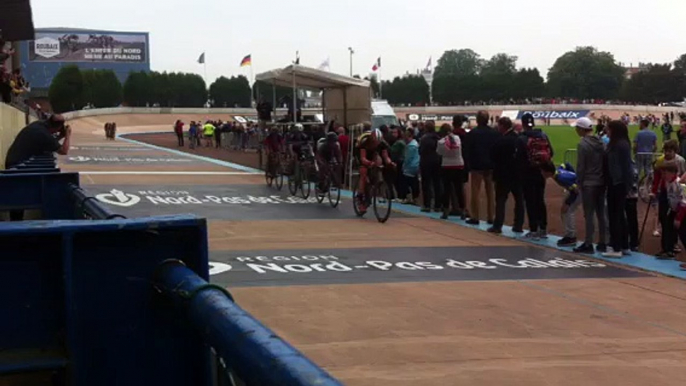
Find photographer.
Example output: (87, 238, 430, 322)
(5, 114, 71, 168)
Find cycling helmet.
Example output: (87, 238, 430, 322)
(294, 123, 304, 132)
(326, 132, 338, 142)
(371, 128, 383, 141)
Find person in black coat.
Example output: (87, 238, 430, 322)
(464, 111, 501, 224)
(488, 117, 527, 233)
(419, 120, 442, 212)
(603, 120, 634, 257)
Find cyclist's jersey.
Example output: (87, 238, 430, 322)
(286, 132, 312, 157)
(356, 132, 389, 161)
(317, 138, 341, 162)
(264, 132, 283, 153)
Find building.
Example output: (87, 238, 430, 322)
(18, 27, 150, 95)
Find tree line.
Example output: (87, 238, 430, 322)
(47, 46, 686, 113)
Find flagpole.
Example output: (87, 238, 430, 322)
(378, 67, 382, 99)
(250, 63, 254, 107)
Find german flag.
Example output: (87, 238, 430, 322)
(240, 54, 252, 67)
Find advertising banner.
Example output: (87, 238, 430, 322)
(406, 113, 477, 122)
(29, 31, 148, 63)
(516, 110, 589, 120)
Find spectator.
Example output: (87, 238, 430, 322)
(661, 119, 674, 141)
(452, 115, 469, 218)
(419, 120, 442, 212)
(541, 161, 580, 246)
(573, 117, 608, 254)
(174, 120, 184, 147)
(604, 120, 634, 258)
(256, 96, 273, 129)
(650, 139, 686, 258)
(400, 128, 420, 205)
(203, 121, 215, 147)
(464, 110, 500, 225)
(188, 121, 197, 149)
(437, 123, 465, 219)
(653, 163, 684, 260)
(626, 161, 639, 251)
(214, 120, 223, 148)
(519, 113, 553, 239)
(389, 127, 406, 201)
(634, 119, 657, 180)
(488, 117, 526, 234)
(678, 121, 686, 159)
(5, 115, 71, 221)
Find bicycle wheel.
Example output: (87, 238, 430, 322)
(351, 175, 366, 217)
(300, 164, 311, 199)
(315, 173, 327, 204)
(372, 180, 392, 223)
(288, 169, 299, 196)
(328, 172, 341, 208)
(275, 162, 284, 190)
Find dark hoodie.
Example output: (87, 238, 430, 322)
(419, 131, 441, 167)
(465, 125, 500, 171)
(576, 134, 605, 187)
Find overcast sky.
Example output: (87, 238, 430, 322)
(32, 0, 684, 84)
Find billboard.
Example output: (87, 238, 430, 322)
(28, 31, 147, 63)
(516, 110, 589, 120)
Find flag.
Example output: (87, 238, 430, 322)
(240, 54, 252, 67)
(197, 52, 205, 64)
(318, 57, 330, 71)
(294, 51, 300, 65)
(425, 56, 432, 72)
(372, 57, 381, 72)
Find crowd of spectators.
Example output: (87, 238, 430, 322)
(174, 119, 263, 151)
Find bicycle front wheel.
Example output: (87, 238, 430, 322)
(328, 172, 341, 208)
(372, 180, 392, 223)
(300, 164, 311, 199)
(275, 162, 284, 190)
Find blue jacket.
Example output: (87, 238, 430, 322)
(553, 163, 579, 206)
(403, 139, 419, 177)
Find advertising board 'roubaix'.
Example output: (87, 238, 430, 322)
(516, 110, 590, 120)
(207, 246, 646, 287)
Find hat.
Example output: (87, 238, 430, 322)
(573, 117, 593, 130)
(521, 113, 535, 128)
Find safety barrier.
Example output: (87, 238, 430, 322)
(0, 170, 341, 385)
(563, 149, 662, 169)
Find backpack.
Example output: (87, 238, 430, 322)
(526, 136, 551, 166)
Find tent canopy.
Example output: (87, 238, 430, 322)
(255, 64, 370, 90)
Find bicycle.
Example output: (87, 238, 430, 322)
(288, 147, 315, 199)
(315, 161, 341, 208)
(352, 165, 392, 223)
(265, 152, 284, 190)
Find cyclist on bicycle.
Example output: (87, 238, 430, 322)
(316, 132, 343, 193)
(264, 127, 284, 176)
(356, 127, 394, 211)
(285, 123, 312, 177)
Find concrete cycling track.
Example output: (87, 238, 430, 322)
(63, 115, 686, 386)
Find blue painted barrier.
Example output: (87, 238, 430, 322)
(0, 170, 342, 385)
(155, 260, 343, 386)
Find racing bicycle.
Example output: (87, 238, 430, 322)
(288, 147, 316, 199)
(352, 165, 392, 223)
(315, 160, 341, 208)
(265, 152, 284, 190)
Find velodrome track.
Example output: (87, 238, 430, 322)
(62, 114, 686, 386)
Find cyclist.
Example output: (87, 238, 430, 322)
(264, 127, 284, 176)
(356, 127, 394, 211)
(316, 132, 343, 193)
(285, 123, 312, 178)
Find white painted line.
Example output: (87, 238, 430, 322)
(79, 171, 261, 176)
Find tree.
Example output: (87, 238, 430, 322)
(48, 65, 85, 113)
(82, 69, 122, 108)
(434, 49, 483, 78)
(546, 46, 625, 99)
(480, 53, 518, 101)
(209, 75, 251, 107)
(510, 68, 545, 100)
(433, 49, 484, 104)
(620, 63, 685, 104)
(674, 54, 686, 75)
(123, 71, 153, 107)
(381, 75, 429, 106)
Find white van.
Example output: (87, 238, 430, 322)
(371, 100, 399, 129)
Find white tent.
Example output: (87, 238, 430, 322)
(255, 64, 372, 127)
